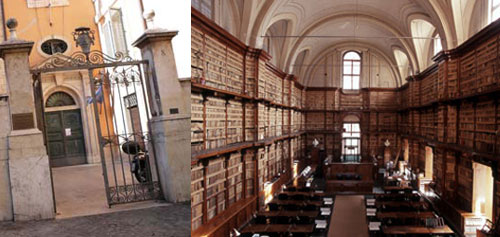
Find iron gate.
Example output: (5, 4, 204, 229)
(31, 48, 161, 206)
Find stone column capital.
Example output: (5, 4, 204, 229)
(0, 40, 34, 58)
(132, 29, 178, 49)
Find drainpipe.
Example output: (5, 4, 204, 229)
(138, 0, 147, 30)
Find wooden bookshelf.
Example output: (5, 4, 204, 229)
(205, 96, 226, 149)
(191, 163, 204, 230)
(227, 100, 243, 145)
(191, 93, 204, 153)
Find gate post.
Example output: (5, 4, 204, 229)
(133, 30, 190, 202)
(0, 19, 54, 221)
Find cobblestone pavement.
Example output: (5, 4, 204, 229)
(0, 203, 190, 237)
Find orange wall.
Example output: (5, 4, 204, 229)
(3, 0, 102, 66)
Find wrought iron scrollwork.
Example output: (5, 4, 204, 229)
(38, 50, 134, 70)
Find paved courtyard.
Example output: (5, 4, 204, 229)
(0, 204, 190, 237)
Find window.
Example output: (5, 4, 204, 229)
(192, 0, 213, 19)
(104, 9, 128, 56)
(342, 51, 361, 90)
(342, 123, 361, 162)
(45, 92, 75, 108)
(40, 39, 68, 55)
(433, 35, 442, 55)
(490, 0, 500, 23)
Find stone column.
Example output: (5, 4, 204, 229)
(0, 19, 54, 221)
(132, 29, 190, 202)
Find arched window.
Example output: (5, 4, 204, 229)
(342, 51, 361, 90)
(45, 92, 76, 108)
(490, 0, 500, 23)
(192, 0, 213, 19)
(433, 34, 442, 56)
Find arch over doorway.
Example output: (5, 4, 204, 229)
(44, 91, 86, 167)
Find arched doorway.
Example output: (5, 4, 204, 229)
(44, 91, 86, 167)
(342, 115, 361, 162)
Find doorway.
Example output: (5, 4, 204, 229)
(45, 108, 86, 167)
(342, 122, 361, 162)
(473, 162, 493, 222)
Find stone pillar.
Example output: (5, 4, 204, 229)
(132, 29, 190, 202)
(0, 19, 54, 221)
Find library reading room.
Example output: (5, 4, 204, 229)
(191, 0, 500, 236)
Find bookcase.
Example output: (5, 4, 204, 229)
(475, 37, 497, 92)
(447, 58, 459, 98)
(457, 156, 473, 211)
(474, 99, 496, 153)
(227, 100, 243, 145)
(269, 107, 277, 137)
(420, 72, 437, 105)
(258, 103, 268, 140)
(409, 79, 420, 107)
(257, 147, 268, 193)
(191, 93, 204, 153)
(227, 152, 243, 206)
(204, 34, 228, 91)
(245, 55, 256, 97)
(437, 105, 446, 142)
(268, 144, 276, 179)
(191, 27, 204, 81)
(421, 108, 436, 140)
(245, 103, 255, 141)
(326, 112, 335, 130)
(306, 112, 324, 131)
(191, 163, 204, 230)
(191, 9, 307, 236)
(283, 109, 290, 135)
(258, 60, 267, 99)
(459, 50, 477, 97)
(458, 101, 475, 148)
(437, 62, 446, 100)
(226, 47, 244, 94)
(205, 97, 226, 149)
(447, 105, 457, 144)
(206, 157, 226, 221)
(306, 90, 325, 110)
(277, 108, 283, 136)
(244, 149, 255, 198)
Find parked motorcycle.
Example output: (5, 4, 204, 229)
(121, 141, 150, 183)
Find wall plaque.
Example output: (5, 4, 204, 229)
(12, 113, 35, 130)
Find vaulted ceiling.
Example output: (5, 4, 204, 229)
(208, 0, 493, 87)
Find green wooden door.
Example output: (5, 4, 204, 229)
(45, 109, 86, 167)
